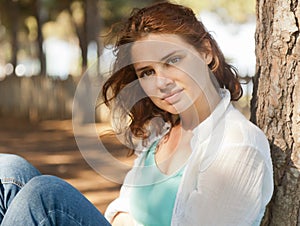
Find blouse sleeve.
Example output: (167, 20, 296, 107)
(104, 124, 171, 223)
(104, 149, 146, 223)
(104, 182, 131, 223)
(183, 144, 273, 226)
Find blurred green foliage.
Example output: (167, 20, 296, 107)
(0, 0, 255, 76)
(171, 0, 255, 23)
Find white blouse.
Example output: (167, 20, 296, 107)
(105, 89, 274, 226)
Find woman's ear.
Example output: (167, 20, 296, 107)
(200, 40, 213, 65)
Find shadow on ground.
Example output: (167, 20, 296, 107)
(0, 117, 133, 213)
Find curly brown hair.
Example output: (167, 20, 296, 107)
(102, 1, 242, 151)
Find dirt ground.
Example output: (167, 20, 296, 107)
(0, 117, 134, 214)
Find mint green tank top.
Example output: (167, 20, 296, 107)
(130, 141, 185, 226)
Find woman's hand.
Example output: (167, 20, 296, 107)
(112, 212, 135, 226)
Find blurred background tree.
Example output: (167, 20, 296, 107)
(0, 0, 167, 76)
(0, 0, 254, 77)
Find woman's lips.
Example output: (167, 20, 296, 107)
(163, 89, 183, 104)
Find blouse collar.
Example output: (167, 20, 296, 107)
(191, 88, 231, 146)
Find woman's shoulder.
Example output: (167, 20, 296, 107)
(218, 105, 272, 167)
(133, 121, 171, 155)
(224, 105, 269, 147)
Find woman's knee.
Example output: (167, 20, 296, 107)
(0, 154, 26, 166)
(2, 175, 108, 226)
(19, 175, 82, 208)
(27, 175, 66, 189)
(0, 154, 41, 183)
(25, 175, 76, 197)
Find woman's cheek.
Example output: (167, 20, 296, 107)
(139, 79, 156, 97)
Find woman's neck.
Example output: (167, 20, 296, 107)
(179, 86, 221, 131)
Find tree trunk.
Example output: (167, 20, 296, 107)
(251, 0, 300, 225)
(69, 1, 88, 73)
(35, 0, 47, 76)
(82, 0, 88, 72)
(71, 0, 101, 123)
(9, 0, 19, 73)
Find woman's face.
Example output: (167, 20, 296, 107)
(131, 34, 212, 115)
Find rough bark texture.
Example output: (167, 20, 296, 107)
(251, 0, 300, 225)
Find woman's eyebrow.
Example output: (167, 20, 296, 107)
(135, 65, 150, 73)
(160, 50, 182, 61)
(134, 50, 183, 72)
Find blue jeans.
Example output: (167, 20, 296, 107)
(0, 154, 111, 226)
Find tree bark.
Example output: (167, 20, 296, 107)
(251, 0, 300, 225)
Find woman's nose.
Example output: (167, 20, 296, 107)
(155, 68, 173, 90)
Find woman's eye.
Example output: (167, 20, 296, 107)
(167, 56, 181, 65)
(140, 69, 155, 78)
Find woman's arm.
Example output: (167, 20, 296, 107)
(105, 148, 147, 224)
(111, 212, 135, 226)
(183, 145, 273, 225)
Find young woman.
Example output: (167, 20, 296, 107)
(102, 2, 273, 226)
(0, 2, 273, 226)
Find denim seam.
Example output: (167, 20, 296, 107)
(39, 209, 83, 226)
(0, 178, 24, 189)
